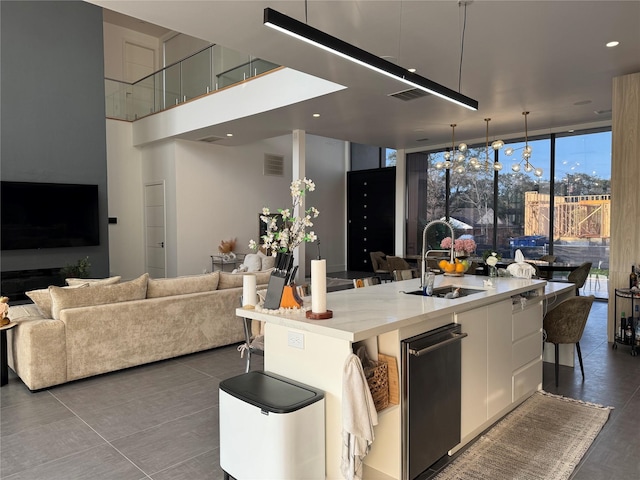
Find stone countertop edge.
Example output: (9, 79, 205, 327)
(237, 276, 558, 343)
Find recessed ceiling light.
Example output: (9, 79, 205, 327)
(568, 129, 575, 133)
(606, 41, 619, 48)
(226, 133, 233, 137)
(312, 113, 320, 117)
(408, 68, 417, 73)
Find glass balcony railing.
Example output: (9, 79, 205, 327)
(105, 44, 279, 121)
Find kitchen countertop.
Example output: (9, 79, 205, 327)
(237, 275, 547, 342)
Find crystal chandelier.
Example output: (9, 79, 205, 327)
(468, 118, 503, 173)
(434, 124, 466, 173)
(435, 121, 504, 174)
(504, 111, 544, 177)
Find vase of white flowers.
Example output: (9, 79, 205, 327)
(483, 251, 501, 277)
(249, 177, 319, 257)
(249, 178, 319, 309)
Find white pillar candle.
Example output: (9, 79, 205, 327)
(242, 274, 258, 307)
(311, 259, 327, 313)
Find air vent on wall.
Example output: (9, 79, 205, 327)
(198, 135, 224, 143)
(388, 88, 431, 101)
(264, 154, 284, 177)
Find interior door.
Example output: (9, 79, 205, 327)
(145, 182, 166, 278)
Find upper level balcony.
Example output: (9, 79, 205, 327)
(105, 43, 279, 122)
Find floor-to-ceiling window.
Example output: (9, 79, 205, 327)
(551, 130, 611, 281)
(406, 128, 611, 279)
(497, 136, 551, 260)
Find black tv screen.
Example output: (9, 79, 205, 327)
(1, 181, 100, 250)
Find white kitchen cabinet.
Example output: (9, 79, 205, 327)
(487, 300, 513, 418)
(459, 307, 488, 441)
(512, 299, 543, 403)
(459, 299, 512, 442)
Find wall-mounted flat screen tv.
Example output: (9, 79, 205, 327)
(1, 181, 100, 250)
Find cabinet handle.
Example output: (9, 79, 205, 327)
(409, 332, 468, 357)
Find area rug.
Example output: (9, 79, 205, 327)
(434, 390, 612, 480)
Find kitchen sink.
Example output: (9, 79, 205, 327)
(403, 285, 486, 298)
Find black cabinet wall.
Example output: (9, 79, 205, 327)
(347, 168, 396, 271)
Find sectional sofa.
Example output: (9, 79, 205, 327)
(7, 270, 272, 390)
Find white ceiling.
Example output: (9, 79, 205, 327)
(94, 1, 640, 150)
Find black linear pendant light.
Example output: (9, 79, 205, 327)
(263, 7, 478, 111)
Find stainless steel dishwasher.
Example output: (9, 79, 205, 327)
(401, 323, 467, 480)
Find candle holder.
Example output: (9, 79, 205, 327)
(306, 309, 333, 320)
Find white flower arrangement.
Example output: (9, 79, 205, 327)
(249, 178, 319, 255)
(485, 252, 500, 267)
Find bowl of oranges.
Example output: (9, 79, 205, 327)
(438, 258, 471, 276)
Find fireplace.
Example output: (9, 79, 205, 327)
(1, 268, 65, 303)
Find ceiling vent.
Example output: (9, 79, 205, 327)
(388, 88, 430, 101)
(198, 135, 224, 143)
(594, 109, 612, 116)
(264, 154, 284, 177)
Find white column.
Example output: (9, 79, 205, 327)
(395, 148, 406, 257)
(292, 129, 306, 281)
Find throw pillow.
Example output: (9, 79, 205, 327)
(49, 273, 149, 320)
(26, 283, 89, 318)
(258, 251, 276, 270)
(147, 272, 220, 298)
(243, 254, 262, 272)
(8, 303, 46, 319)
(66, 276, 121, 287)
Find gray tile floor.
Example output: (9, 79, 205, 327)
(1, 300, 638, 479)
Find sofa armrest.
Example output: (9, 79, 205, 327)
(8, 316, 67, 390)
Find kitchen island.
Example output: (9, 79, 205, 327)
(236, 274, 547, 480)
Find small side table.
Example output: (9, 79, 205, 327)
(1, 322, 17, 386)
(211, 253, 246, 272)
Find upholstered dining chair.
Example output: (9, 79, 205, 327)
(369, 251, 392, 282)
(392, 269, 416, 281)
(543, 295, 595, 387)
(568, 261, 592, 296)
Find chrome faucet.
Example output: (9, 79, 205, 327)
(421, 220, 455, 286)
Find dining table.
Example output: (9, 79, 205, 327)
(521, 259, 582, 280)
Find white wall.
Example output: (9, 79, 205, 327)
(172, 135, 347, 277)
(173, 137, 292, 276)
(305, 135, 348, 273)
(105, 130, 347, 280)
(141, 140, 177, 277)
(105, 119, 145, 279)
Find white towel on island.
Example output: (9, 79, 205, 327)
(341, 353, 378, 480)
(507, 248, 536, 278)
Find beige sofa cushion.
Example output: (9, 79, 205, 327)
(147, 272, 220, 298)
(258, 251, 276, 270)
(49, 273, 149, 320)
(66, 276, 121, 286)
(8, 303, 43, 319)
(243, 253, 262, 272)
(218, 269, 273, 289)
(26, 284, 89, 318)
